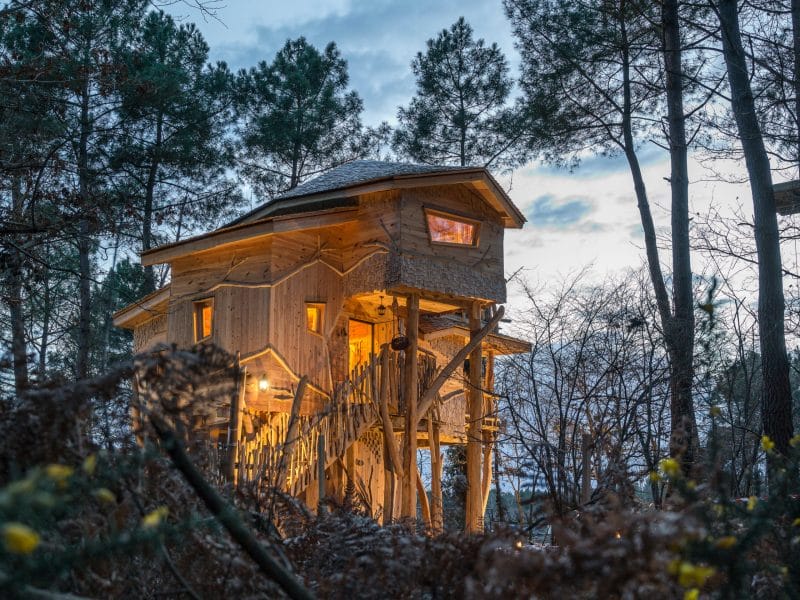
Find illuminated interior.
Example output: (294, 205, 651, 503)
(348, 319, 374, 371)
(306, 303, 324, 333)
(426, 210, 479, 246)
(193, 299, 213, 341)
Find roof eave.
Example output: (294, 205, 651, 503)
(113, 285, 171, 329)
(242, 168, 526, 228)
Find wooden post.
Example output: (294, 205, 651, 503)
(466, 301, 484, 533)
(383, 437, 395, 524)
(427, 416, 443, 535)
(482, 352, 495, 515)
(401, 293, 419, 521)
(416, 468, 432, 531)
(278, 376, 308, 490)
(379, 345, 404, 476)
(226, 359, 246, 482)
(317, 432, 327, 514)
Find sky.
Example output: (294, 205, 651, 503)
(168, 0, 758, 315)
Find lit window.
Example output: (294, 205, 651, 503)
(306, 303, 325, 334)
(425, 209, 479, 246)
(193, 298, 213, 341)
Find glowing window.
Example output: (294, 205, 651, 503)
(193, 298, 213, 341)
(425, 210, 479, 246)
(306, 303, 325, 334)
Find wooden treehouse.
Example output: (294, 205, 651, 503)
(114, 160, 530, 532)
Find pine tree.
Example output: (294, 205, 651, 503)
(237, 37, 388, 197)
(393, 17, 527, 169)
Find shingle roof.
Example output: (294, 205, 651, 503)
(273, 160, 471, 201)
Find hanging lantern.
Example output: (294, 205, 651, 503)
(258, 374, 270, 392)
(377, 295, 387, 317)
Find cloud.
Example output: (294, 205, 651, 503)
(195, 0, 520, 125)
(526, 194, 594, 229)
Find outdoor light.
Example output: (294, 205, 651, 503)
(377, 295, 386, 317)
(258, 374, 270, 392)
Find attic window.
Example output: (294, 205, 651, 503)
(193, 298, 213, 342)
(425, 209, 479, 246)
(306, 303, 325, 334)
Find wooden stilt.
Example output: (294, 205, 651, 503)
(427, 416, 443, 535)
(317, 432, 327, 514)
(379, 345, 404, 475)
(401, 294, 419, 521)
(466, 301, 484, 533)
(416, 468, 432, 531)
(383, 437, 394, 524)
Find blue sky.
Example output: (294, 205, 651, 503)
(171, 0, 755, 312)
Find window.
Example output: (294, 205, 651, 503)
(425, 209, 479, 246)
(306, 303, 325, 334)
(193, 298, 213, 341)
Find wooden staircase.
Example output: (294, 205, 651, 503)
(235, 355, 386, 496)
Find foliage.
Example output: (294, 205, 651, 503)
(236, 37, 389, 197)
(393, 17, 527, 169)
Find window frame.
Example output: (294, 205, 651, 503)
(192, 297, 214, 342)
(305, 302, 326, 335)
(424, 207, 481, 247)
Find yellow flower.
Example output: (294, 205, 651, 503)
(684, 589, 700, 600)
(747, 496, 758, 511)
(92, 488, 116, 504)
(44, 464, 74, 485)
(649, 471, 661, 483)
(714, 536, 737, 549)
(712, 504, 725, 518)
(659, 458, 681, 478)
(792, 517, 800, 527)
(2, 523, 40, 554)
(667, 559, 681, 575)
(677, 562, 715, 588)
(709, 405, 721, 417)
(141, 506, 168, 529)
(82, 454, 97, 476)
(686, 480, 697, 491)
(790, 434, 800, 448)
(761, 436, 775, 453)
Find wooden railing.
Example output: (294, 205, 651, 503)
(234, 347, 440, 497)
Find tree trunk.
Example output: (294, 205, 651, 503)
(662, 0, 698, 471)
(793, 0, 800, 173)
(142, 111, 163, 294)
(717, 0, 794, 458)
(76, 68, 92, 380)
(620, 3, 698, 469)
(9, 176, 29, 393)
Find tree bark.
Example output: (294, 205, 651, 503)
(717, 0, 794, 457)
(75, 63, 92, 381)
(9, 176, 29, 393)
(662, 0, 699, 470)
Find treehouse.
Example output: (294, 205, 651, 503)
(113, 160, 530, 532)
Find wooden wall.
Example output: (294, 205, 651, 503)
(397, 184, 506, 303)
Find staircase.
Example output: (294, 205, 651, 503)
(235, 353, 387, 496)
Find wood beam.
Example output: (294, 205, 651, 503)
(427, 417, 443, 535)
(416, 306, 505, 423)
(278, 377, 308, 490)
(401, 294, 419, 521)
(465, 301, 484, 533)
